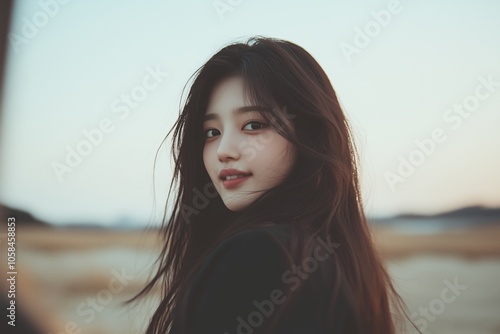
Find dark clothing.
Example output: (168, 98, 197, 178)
(170, 224, 350, 334)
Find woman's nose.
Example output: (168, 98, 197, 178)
(217, 131, 241, 162)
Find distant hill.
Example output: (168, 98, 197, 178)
(395, 206, 500, 220)
(2, 203, 499, 230)
(369, 205, 500, 231)
(0, 204, 51, 227)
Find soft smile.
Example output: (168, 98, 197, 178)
(221, 174, 252, 189)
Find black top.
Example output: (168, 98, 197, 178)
(169, 224, 351, 334)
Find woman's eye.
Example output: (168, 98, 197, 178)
(204, 122, 267, 139)
(243, 121, 267, 131)
(205, 129, 220, 138)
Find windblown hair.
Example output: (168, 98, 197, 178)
(125, 36, 420, 334)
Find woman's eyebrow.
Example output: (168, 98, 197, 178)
(203, 105, 269, 122)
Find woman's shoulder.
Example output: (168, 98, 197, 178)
(183, 225, 293, 332)
(180, 224, 345, 334)
(205, 223, 291, 263)
(225, 223, 292, 244)
(186, 224, 293, 303)
(208, 223, 292, 261)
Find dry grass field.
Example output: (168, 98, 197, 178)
(1, 224, 500, 333)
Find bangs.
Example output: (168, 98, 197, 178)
(239, 70, 295, 141)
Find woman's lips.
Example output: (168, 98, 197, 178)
(221, 174, 252, 189)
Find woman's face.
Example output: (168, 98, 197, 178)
(203, 76, 296, 212)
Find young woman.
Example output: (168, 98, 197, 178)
(127, 36, 420, 334)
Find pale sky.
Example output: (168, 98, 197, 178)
(1, 0, 499, 226)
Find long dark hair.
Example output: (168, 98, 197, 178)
(125, 36, 420, 334)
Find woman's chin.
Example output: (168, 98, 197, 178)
(222, 198, 251, 212)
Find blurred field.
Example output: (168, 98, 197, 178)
(373, 223, 500, 259)
(1, 224, 500, 334)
